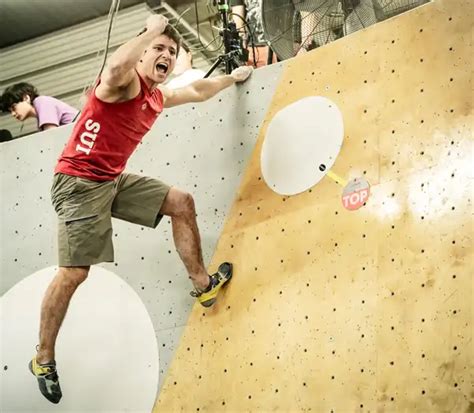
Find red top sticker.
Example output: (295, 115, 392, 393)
(342, 177, 370, 211)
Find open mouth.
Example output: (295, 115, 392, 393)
(155, 62, 168, 74)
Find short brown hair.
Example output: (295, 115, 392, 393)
(138, 24, 181, 55)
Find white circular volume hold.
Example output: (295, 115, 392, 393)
(0, 266, 159, 413)
(261, 96, 344, 195)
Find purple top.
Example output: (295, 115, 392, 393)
(32, 96, 79, 129)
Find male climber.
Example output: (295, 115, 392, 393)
(29, 14, 252, 404)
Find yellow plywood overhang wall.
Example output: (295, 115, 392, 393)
(155, 0, 472, 412)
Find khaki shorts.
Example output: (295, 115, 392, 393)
(51, 173, 170, 267)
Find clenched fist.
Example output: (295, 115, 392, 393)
(146, 14, 168, 34)
(231, 66, 253, 82)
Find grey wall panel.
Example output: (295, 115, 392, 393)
(1, 129, 67, 294)
(0, 63, 284, 401)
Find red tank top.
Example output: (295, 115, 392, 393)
(55, 72, 164, 181)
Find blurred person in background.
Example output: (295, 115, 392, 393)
(1, 82, 78, 132)
(231, 0, 277, 67)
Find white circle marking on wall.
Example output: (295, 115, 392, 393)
(0, 266, 159, 412)
(261, 96, 344, 195)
